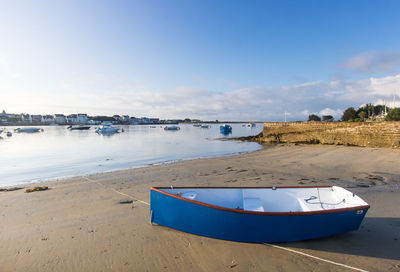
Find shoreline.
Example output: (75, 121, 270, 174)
(13, 142, 397, 190)
(10, 137, 399, 190)
(45, 143, 400, 190)
(1, 144, 399, 271)
(2, 144, 265, 189)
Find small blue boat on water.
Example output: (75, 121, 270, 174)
(150, 186, 369, 243)
(164, 125, 180, 131)
(219, 124, 232, 134)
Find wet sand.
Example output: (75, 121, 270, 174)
(1, 145, 399, 271)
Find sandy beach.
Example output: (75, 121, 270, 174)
(1, 145, 400, 271)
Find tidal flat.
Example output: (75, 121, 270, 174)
(1, 145, 399, 271)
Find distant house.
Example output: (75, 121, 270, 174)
(42, 115, 55, 124)
(88, 119, 101, 125)
(67, 114, 78, 124)
(21, 114, 31, 123)
(77, 113, 88, 124)
(138, 117, 151, 124)
(54, 114, 67, 124)
(0, 110, 19, 123)
(112, 115, 122, 122)
(42, 114, 54, 124)
(149, 118, 160, 124)
(31, 115, 42, 123)
(91, 116, 116, 123)
(117, 115, 129, 124)
(129, 117, 139, 125)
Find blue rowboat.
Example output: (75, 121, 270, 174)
(150, 186, 369, 243)
(219, 124, 232, 134)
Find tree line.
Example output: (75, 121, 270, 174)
(341, 104, 400, 121)
(308, 104, 400, 122)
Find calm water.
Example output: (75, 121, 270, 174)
(0, 124, 263, 187)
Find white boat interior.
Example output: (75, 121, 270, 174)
(161, 186, 368, 212)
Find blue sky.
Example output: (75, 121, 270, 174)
(1, 0, 400, 121)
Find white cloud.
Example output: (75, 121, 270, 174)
(172, 86, 210, 98)
(2, 72, 400, 121)
(300, 109, 310, 117)
(342, 51, 400, 74)
(319, 108, 343, 117)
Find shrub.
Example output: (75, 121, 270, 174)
(385, 108, 400, 121)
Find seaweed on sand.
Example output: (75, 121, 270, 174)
(25, 186, 49, 193)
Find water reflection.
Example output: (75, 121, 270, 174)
(0, 123, 263, 186)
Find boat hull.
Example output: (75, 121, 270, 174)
(98, 129, 119, 135)
(150, 188, 369, 243)
(164, 126, 180, 131)
(219, 127, 232, 133)
(69, 126, 91, 130)
(15, 128, 41, 133)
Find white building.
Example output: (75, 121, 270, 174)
(67, 114, 78, 124)
(138, 117, 151, 124)
(42, 115, 55, 124)
(54, 114, 67, 124)
(130, 117, 139, 125)
(21, 114, 32, 123)
(122, 115, 130, 123)
(77, 113, 88, 124)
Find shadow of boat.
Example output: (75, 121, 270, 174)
(280, 217, 400, 261)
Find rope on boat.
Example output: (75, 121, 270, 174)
(304, 196, 345, 206)
(83, 177, 150, 206)
(317, 187, 324, 209)
(263, 243, 368, 272)
(304, 188, 345, 208)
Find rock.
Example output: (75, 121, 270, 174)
(118, 200, 133, 204)
(260, 122, 400, 148)
(0, 187, 23, 192)
(25, 186, 49, 193)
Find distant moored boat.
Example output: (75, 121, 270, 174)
(14, 127, 42, 133)
(96, 123, 119, 134)
(68, 125, 91, 130)
(164, 126, 180, 131)
(219, 124, 232, 134)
